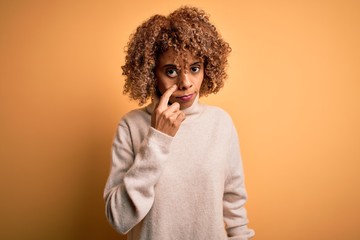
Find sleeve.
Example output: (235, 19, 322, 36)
(103, 120, 173, 234)
(223, 125, 255, 240)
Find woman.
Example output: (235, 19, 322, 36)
(104, 6, 255, 240)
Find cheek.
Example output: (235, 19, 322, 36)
(196, 72, 204, 88)
(156, 77, 171, 94)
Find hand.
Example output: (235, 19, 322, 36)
(151, 85, 185, 137)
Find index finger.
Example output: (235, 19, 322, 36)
(158, 84, 177, 109)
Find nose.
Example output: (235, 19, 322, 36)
(177, 71, 193, 90)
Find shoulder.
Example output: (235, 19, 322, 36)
(122, 107, 147, 119)
(202, 104, 234, 125)
(199, 104, 237, 138)
(114, 107, 151, 143)
(118, 107, 150, 128)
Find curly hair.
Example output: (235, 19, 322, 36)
(122, 6, 231, 105)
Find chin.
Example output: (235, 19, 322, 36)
(179, 101, 193, 110)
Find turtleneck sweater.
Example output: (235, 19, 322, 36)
(104, 97, 255, 240)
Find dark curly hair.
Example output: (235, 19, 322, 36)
(122, 6, 231, 105)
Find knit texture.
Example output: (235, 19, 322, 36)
(104, 99, 255, 240)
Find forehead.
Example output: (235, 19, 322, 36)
(157, 48, 201, 66)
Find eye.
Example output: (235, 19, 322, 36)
(190, 66, 200, 73)
(166, 69, 178, 78)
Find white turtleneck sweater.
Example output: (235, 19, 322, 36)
(104, 98, 255, 240)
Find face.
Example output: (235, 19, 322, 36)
(155, 49, 204, 110)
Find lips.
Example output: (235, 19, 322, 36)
(176, 93, 194, 101)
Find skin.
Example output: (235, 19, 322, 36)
(151, 49, 204, 137)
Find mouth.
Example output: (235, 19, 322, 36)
(176, 93, 194, 101)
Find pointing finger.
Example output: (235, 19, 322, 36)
(158, 84, 177, 110)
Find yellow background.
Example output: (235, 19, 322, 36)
(1, 0, 359, 239)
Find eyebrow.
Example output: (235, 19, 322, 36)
(161, 61, 202, 68)
(190, 61, 201, 66)
(162, 64, 177, 69)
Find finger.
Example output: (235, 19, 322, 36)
(158, 84, 177, 110)
(162, 102, 180, 115)
(176, 111, 186, 123)
(167, 110, 184, 125)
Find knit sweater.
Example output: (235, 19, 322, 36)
(104, 98, 255, 240)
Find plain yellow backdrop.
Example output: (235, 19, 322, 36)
(1, 0, 360, 239)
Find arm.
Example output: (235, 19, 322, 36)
(223, 126, 255, 240)
(103, 121, 173, 234)
(104, 85, 184, 234)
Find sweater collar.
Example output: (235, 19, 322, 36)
(145, 94, 204, 122)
